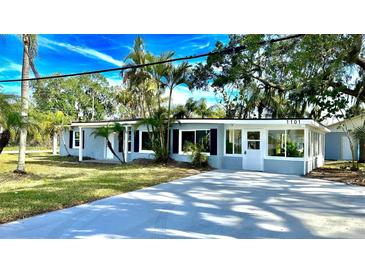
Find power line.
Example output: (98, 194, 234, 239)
(0, 34, 304, 83)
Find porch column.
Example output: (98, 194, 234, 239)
(124, 126, 128, 163)
(52, 132, 58, 155)
(79, 126, 83, 162)
(303, 127, 308, 175)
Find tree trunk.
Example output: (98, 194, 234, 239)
(15, 35, 30, 174)
(165, 87, 173, 162)
(358, 138, 365, 163)
(61, 131, 71, 156)
(106, 138, 123, 163)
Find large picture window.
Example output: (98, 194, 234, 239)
(141, 131, 153, 151)
(268, 129, 304, 158)
(181, 130, 210, 153)
(226, 129, 242, 154)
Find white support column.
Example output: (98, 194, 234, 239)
(303, 127, 308, 175)
(79, 126, 83, 162)
(52, 132, 58, 155)
(124, 126, 128, 163)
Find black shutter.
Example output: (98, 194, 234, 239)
(82, 130, 85, 149)
(210, 128, 218, 155)
(69, 130, 73, 148)
(134, 130, 139, 152)
(119, 131, 124, 153)
(172, 129, 179, 154)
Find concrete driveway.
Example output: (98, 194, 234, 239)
(0, 170, 365, 239)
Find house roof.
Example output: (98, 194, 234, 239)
(70, 118, 330, 132)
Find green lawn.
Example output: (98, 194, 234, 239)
(0, 153, 203, 224)
(3, 146, 51, 151)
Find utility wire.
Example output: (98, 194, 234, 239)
(0, 34, 304, 83)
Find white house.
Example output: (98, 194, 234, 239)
(60, 118, 329, 175)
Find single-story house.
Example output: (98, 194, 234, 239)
(60, 118, 329, 175)
(325, 115, 365, 160)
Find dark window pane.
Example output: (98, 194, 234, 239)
(128, 130, 132, 152)
(226, 130, 233, 154)
(196, 130, 210, 153)
(141, 131, 153, 151)
(247, 131, 260, 140)
(248, 141, 260, 150)
(182, 131, 195, 152)
(234, 130, 242, 154)
(74, 132, 80, 147)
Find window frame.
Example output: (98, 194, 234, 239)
(266, 129, 305, 160)
(139, 130, 154, 153)
(127, 126, 132, 152)
(224, 129, 243, 156)
(178, 129, 211, 155)
(73, 131, 80, 148)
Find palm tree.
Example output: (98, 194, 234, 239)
(352, 123, 365, 163)
(0, 92, 19, 154)
(195, 98, 213, 118)
(91, 125, 123, 163)
(110, 122, 125, 163)
(44, 111, 72, 156)
(162, 62, 190, 155)
(15, 34, 40, 173)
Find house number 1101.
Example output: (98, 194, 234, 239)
(287, 119, 300, 124)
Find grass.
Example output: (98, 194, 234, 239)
(0, 153, 205, 224)
(307, 160, 365, 186)
(3, 146, 51, 151)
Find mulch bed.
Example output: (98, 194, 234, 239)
(306, 167, 365, 186)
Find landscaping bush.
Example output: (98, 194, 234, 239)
(183, 142, 209, 168)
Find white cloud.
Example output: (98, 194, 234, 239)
(167, 85, 220, 106)
(0, 61, 22, 74)
(39, 37, 124, 67)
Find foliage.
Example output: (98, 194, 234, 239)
(136, 109, 170, 162)
(32, 74, 115, 121)
(189, 34, 365, 121)
(183, 141, 209, 168)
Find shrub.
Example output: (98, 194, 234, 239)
(183, 142, 209, 168)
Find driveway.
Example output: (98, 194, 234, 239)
(0, 170, 365, 239)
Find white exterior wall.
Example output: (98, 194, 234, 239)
(60, 119, 329, 175)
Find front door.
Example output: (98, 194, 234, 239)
(242, 130, 263, 171)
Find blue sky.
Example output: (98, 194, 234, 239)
(0, 34, 229, 106)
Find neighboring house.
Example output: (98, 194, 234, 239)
(60, 118, 329, 175)
(325, 115, 365, 160)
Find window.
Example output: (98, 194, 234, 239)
(181, 130, 211, 153)
(74, 131, 80, 148)
(141, 131, 153, 151)
(226, 129, 242, 154)
(286, 130, 304, 157)
(268, 130, 304, 158)
(128, 127, 132, 152)
(247, 131, 260, 150)
(181, 131, 195, 152)
(196, 130, 210, 153)
(268, 130, 285, 156)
